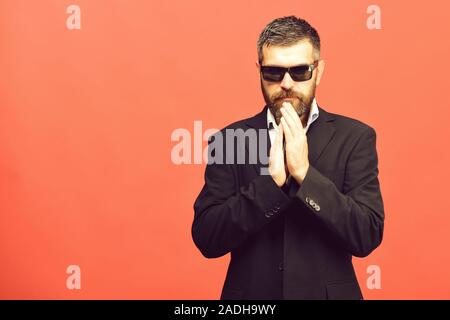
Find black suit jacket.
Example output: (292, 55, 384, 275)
(192, 105, 385, 300)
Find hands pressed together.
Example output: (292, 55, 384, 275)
(268, 102, 310, 187)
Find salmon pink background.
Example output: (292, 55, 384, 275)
(1, 0, 449, 299)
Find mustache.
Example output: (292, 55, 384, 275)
(272, 91, 299, 101)
(269, 91, 311, 119)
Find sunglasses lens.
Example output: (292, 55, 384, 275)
(290, 65, 312, 81)
(261, 66, 285, 82)
(261, 65, 314, 82)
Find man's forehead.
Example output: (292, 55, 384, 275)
(262, 40, 314, 66)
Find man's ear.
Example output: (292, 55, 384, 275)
(255, 60, 260, 74)
(315, 59, 325, 86)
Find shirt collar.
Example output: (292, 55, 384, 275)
(267, 98, 320, 133)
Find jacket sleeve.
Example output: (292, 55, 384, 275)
(192, 158, 291, 258)
(296, 127, 385, 257)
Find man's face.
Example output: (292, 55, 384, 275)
(258, 40, 324, 125)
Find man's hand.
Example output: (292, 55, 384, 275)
(268, 118, 287, 187)
(280, 102, 310, 184)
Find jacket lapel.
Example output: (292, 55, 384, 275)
(288, 106, 336, 196)
(306, 106, 336, 166)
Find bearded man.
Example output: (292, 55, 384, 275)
(192, 16, 385, 300)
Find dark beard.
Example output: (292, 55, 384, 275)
(268, 98, 311, 122)
(260, 78, 315, 125)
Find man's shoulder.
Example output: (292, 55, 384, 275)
(206, 111, 263, 145)
(213, 110, 264, 136)
(325, 108, 376, 136)
(222, 118, 252, 131)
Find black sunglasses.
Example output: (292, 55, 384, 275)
(260, 61, 319, 82)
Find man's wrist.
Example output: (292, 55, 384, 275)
(293, 164, 310, 185)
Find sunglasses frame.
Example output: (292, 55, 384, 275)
(260, 60, 319, 82)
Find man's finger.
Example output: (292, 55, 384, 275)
(275, 121, 283, 151)
(280, 116, 292, 141)
(280, 108, 297, 136)
(283, 102, 302, 130)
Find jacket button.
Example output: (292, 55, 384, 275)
(315, 205, 321, 212)
(278, 262, 284, 271)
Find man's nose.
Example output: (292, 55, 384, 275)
(280, 71, 294, 90)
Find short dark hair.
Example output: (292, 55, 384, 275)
(257, 16, 321, 64)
